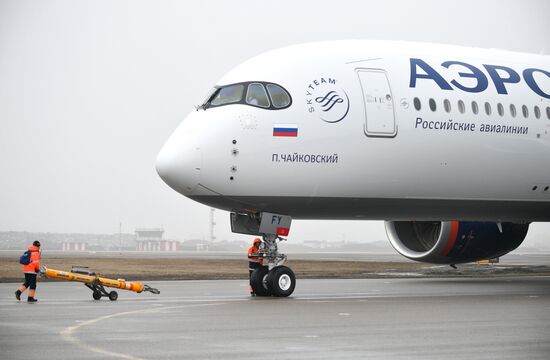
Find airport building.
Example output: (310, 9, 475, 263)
(135, 228, 180, 252)
(61, 242, 87, 251)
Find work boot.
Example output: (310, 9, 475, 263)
(15, 290, 21, 301)
(27, 297, 38, 303)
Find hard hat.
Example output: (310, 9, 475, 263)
(253, 238, 261, 244)
(33, 240, 41, 247)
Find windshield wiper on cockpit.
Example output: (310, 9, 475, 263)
(196, 87, 219, 111)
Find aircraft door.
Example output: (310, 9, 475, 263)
(356, 69, 397, 137)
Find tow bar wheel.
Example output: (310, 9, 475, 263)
(92, 291, 102, 300)
(268, 266, 296, 297)
(108, 291, 118, 301)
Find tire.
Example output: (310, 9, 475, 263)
(108, 291, 118, 301)
(92, 291, 102, 300)
(268, 266, 296, 297)
(250, 266, 271, 296)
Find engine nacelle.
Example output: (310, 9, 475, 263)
(384, 221, 529, 264)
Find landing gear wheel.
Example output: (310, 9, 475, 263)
(92, 291, 102, 300)
(268, 266, 295, 297)
(108, 291, 118, 301)
(250, 266, 271, 297)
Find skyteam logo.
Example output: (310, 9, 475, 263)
(306, 77, 350, 123)
(315, 91, 344, 111)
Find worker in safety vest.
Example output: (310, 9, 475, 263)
(247, 238, 263, 296)
(15, 241, 41, 303)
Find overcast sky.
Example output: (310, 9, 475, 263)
(1, 0, 549, 246)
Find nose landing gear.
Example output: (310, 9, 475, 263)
(232, 211, 296, 297)
(250, 233, 296, 297)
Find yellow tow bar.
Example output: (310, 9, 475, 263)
(41, 266, 160, 301)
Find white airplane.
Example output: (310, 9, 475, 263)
(156, 40, 550, 297)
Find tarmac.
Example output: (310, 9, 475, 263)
(1, 276, 549, 359)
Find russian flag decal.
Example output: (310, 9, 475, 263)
(273, 124, 298, 137)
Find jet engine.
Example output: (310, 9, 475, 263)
(384, 221, 529, 264)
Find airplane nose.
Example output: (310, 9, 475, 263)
(156, 126, 201, 195)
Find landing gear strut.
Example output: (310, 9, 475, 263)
(250, 234, 296, 297)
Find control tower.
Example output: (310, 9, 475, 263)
(135, 228, 179, 251)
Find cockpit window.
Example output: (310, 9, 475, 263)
(210, 84, 245, 106)
(266, 84, 291, 108)
(200, 81, 292, 110)
(246, 83, 270, 108)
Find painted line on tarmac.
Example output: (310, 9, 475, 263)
(0, 295, 248, 306)
(1, 289, 545, 307)
(0, 291, 408, 306)
(60, 302, 225, 360)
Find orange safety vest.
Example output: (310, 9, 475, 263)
(22, 245, 41, 274)
(248, 245, 263, 265)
